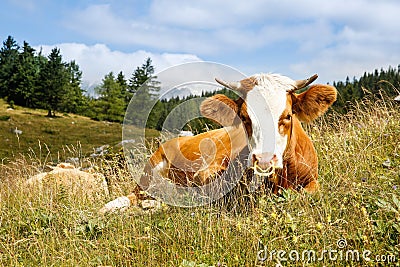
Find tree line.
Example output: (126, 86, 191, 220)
(0, 36, 159, 122)
(0, 35, 231, 132)
(1, 35, 399, 132)
(0, 36, 84, 116)
(332, 65, 400, 113)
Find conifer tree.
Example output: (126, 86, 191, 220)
(38, 47, 68, 116)
(92, 72, 126, 122)
(0, 36, 19, 99)
(126, 58, 160, 127)
(10, 41, 37, 107)
(59, 60, 85, 114)
(116, 71, 130, 105)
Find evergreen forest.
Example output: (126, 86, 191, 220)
(1, 35, 399, 132)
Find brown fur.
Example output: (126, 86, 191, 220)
(292, 84, 337, 123)
(138, 125, 247, 189)
(274, 117, 319, 193)
(200, 95, 239, 126)
(265, 85, 336, 193)
(200, 95, 253, 137)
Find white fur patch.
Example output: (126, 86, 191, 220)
(246, 74, 296, 168)
(153, 160, 167, 173)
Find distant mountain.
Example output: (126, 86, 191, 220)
(81, 81, 216, 100)
(81, 81, 100, 98)
(160, 83, 218, 100)
(161, 86, 201, 99)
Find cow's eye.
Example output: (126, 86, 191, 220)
(285, 114, 292, 120)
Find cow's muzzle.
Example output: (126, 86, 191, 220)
(253, 153, 280, 168)
(250, 153, 281, 177)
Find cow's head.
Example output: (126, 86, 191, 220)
(200, 74, 337, 172)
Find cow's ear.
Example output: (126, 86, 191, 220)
(292, 84, 337, 123)
(200, 94, 239, 126)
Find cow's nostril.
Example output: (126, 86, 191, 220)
(252, 153, 277, 170)
(252, 154, 259, 163)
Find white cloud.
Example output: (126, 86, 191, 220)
(56, 1, 400, 84)
(290, 39, 399, 83)
(65, 2, 400, 52)
(65, 4, 219, 54)
(35, 43, 202, 86)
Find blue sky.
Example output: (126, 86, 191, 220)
(1, 0, 400, 86)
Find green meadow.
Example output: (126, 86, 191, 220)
(0, 96, 399, 266)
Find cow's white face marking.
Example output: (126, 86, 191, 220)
(246, 74, 295, 168)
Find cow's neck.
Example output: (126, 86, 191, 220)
(276, 117, 318, 191)
(225, 123, 248, 157)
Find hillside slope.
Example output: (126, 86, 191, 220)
(0, 99, 157, 162)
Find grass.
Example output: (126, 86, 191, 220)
(0, 95, 399, 266)
(0, 98, 158, 163)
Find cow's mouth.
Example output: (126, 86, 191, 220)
(250, 153, 282, 176)
(250, 160, 277, 177)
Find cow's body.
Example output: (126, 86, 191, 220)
(99, 125, 247, 214)
(99, 73, 337, 214)
(143, 125, 247, 187)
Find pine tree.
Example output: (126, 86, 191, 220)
(38, 47, 68, 117)
(92, 72, 126, 122)
(10, 41, 37, 107)
(128, 58, 156, 94)
(126, 58, 160, 127)
(116, 71, 130, 105)
(59, 60, 86, 114)
(0, 36, 19, 99)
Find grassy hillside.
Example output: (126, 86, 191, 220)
(0, 96, 399, 266)
(0, 99, 158, 163)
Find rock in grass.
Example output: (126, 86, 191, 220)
(98, 196, 132, 214)
(382, 158, 391, 168)
(26, 162, 109, 200)
(141, 199, 162, 210)
(99, 194, 164, 215)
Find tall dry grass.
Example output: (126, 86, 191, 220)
(0, 94, 399, 266)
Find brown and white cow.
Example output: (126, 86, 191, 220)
(99, 73, 336, 213)
(99, 124, 248, 213)
(203, 73, 337, 194)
